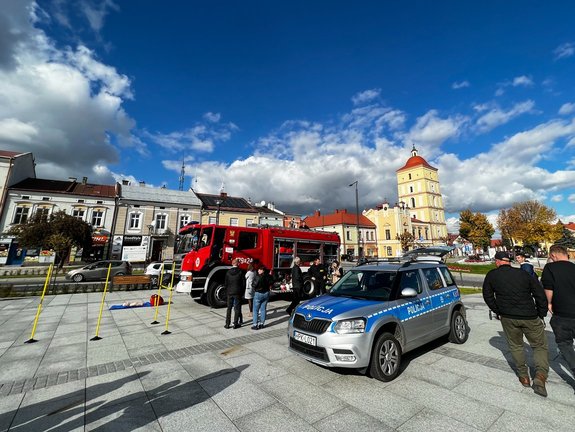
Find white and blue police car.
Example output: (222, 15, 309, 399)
(288, 248, 468, 381)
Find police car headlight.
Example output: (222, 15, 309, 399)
(334, 318, 366, 334)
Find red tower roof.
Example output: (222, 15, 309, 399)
(396, 146, 437, 172)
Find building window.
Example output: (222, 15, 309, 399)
(408, 173, 412, 180)
(410, 197, 416, 208)
(209, 216, 216, 224)
(77, 199, 85, 203)
(386, 246, 392, 256)
(246, 219, 253, 227)
(179, 214, 190, 228)
(129, 212, 142, 230)
(385, 229, 391, 240)
(72, 208, 85, 220)
(42, 197, 50, 201)
(409, 186, 413, 193)
(92, 210, 104, 227)
(13, 206, 30, 224)
(346, 231, 351, 241)
(155, 214, 167, 231)
(36, 208, 50, 222)
(230, 218, 239, 227)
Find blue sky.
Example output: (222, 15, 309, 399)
(1, 1, 574, 232)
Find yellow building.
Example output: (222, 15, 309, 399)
(365, 146, 448, 256)
(396, 146, 447, 242)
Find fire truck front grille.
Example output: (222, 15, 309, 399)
(293, 314, 331, 334)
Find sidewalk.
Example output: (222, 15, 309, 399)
(0, 291, 574, 431)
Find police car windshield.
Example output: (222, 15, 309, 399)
(329, 270, 395, 301)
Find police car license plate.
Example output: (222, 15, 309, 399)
(294, 331, 316, 346)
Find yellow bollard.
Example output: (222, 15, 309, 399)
(150, 262, 165, 325)
(161, 262, 177, 335)
(25, 264, 54, 344)
(90, 263, 113, 341)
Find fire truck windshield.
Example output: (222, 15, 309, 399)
(175, 228, 200, 255)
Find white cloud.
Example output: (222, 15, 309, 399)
(550, 194, 563, 202)
(512, 75, 533, 87)
(146, 120, 238, 153)
(407, 110, 465, 150)
(554, 42, 575, 60)
(452, 81, 470, 89)
(203, 112, 221, 122)
(559, 103, 575, 115)
(351, 88, 381, 106)
(475, 100, 535, 133)
(569, 194, 575, 204)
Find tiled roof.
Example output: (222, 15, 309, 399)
(305, 209, 375, 228)
(10, 178, 116, 198)
(120, 184, 201, 205)
(564, 222, 575, 231)
(397, 155, 437, 172)
(0, 150, 29, 158)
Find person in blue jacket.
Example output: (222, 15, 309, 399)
(516, 252, 536, 278)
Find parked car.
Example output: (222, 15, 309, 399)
(66, 260, 132, 282)
(288, 247, 468, 382)
(145, 261, 174, 286)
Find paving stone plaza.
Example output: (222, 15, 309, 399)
(0, 290, 574, 431)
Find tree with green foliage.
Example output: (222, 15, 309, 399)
(554, 225, 575, 249)
(397, 231, 415, 252)
(459, 209, 495, 251)
(8, 210, 92, 269)
(497, 201, 562, 249)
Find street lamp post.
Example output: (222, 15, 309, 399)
(349, 181, 361, 260)
(215, 199, 222, 225)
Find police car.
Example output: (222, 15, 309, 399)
(288, 247, 468, 381)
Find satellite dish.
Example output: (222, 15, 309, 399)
(260, 200, 266, 206)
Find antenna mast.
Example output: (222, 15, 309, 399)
(178, 155, 185, 191)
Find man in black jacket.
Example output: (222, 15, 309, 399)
(286, 257, 304, 315)
(483, 251, 549, 397)
(224, 258, 244, 329)
(541, 244, 575, 380)
(308, 256, 326, 296)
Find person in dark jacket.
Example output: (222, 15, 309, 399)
(224, 258, 244, 329)
(541, 244, 575, 381)
(516, 252, 537, 278)
(483, 251, 549, 397)
(308, 256, 326, 296)
(252, 266, 273, 329)
(286, 257, 304, 315)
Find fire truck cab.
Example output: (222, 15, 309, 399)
(175, 224, 340, 308)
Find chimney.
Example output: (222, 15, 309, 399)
(122, 179, 130, 186)
(139, 181, 145, 187)
(82, 176, 88, 185)
(314, 210, 321, 217)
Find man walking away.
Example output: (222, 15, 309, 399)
(516, 252, 537, 278)
(224, 258, 244, 329)
(483, 251, 549, 397)
(541, 244, 575, 381)
(286, 257, 304, 315)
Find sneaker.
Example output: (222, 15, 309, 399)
(251, 325, 258, 330)
(224, 324, 231, 329)
(233, 324, 241, 329)
(532, 373, 547, 397)
(258, 324, 265, 329)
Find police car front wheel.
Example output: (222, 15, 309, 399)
(370, 333, 402, 382)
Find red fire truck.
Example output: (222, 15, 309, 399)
(174, 223, 340, 307)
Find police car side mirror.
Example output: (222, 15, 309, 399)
(401, 287, 418, 298)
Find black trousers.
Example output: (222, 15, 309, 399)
(286, 289, 302, 314)
(225, 294, 242, 326)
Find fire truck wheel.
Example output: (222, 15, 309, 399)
(207, 281, 227, 308)
(302, 277, 316, 297)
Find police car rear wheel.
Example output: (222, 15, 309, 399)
(370, 333, 402, 382)
(448, 310, 468, 344)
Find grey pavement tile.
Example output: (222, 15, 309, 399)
(409, 350, 445, 365)
(158, 334, 200, 350)
(0, 358, 42, 384)
(224, 352, 290, 384)
(87, 342, 130, 366)
(0, 342, 50, 362)
(242, 338, 292, 361)
(198, 370, 276, 420)
(35, 357, 86, 377)
(85, 395, 162, 432)
(217, 344, 253, 360)
(44, 342, 87, 360)
(10, 393, 85, 432)
(387, 376, 503, 430)
(272, 355, 345, 386)
(150, 381, 239, 432)
(0, 394, 24, 432)
(397, 408, 482, 432)
(322, 375, 421, 428)
(313, 406, 393, 432)
(86, 369, 146, 409)
(0, 330, 25, 344)
(487, 410, 574, 432)
(259, 373, 347, 424)
(134, 360, 195, 394)
(127, 345, 166, 359)
(454, 377, 575, 429)
(234, 402, 317, 432)
(178, 351, 238, 380)
(401, 361, 468, 390)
